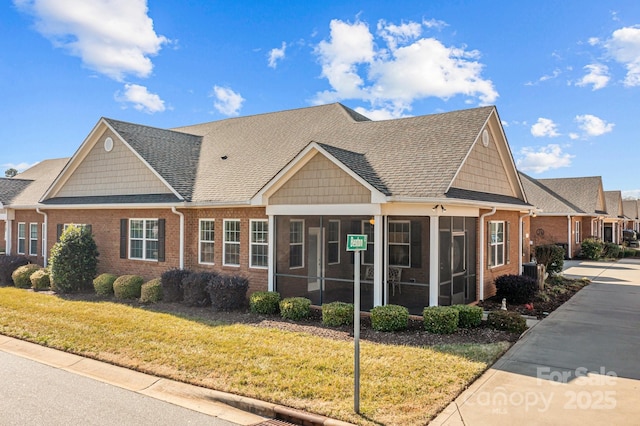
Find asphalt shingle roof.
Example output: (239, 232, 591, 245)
(525, 174, 605, 215)
(519, 172, 583, 214)
(0, 178, 33, 205)
(623, 199, 638, 220)
(10, 158, 69, 207)
(604, 191, 623, 218)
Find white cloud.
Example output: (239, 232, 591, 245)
(588, 37, 600, 46)
(605, 25, 640, 87)
(354, 106, 407, 121)
(268, 42, 287, 68)
(211, 85, 245, 116)
(531, 118, 560, 138)
(576, 64, 610, 90)
(569, 132, 579, 140)
(313, 18, 497, 118)
(622, 190, 640, 199)
(116, 83, 165, 113)
(575, 114, 614, 136)
(14, 0, 168, 81)
(422, 18, 448, 30)
(517, 145, 574, 173)
(525, 69, 561, 86)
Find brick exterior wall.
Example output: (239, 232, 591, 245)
(10, 210, 46, 266)
(530, 215, 595, 258)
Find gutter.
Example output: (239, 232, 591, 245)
(479, 207, 497, 301)
(567, 215, 572, 259)
(171, 207, 185, 269)
(36, 208, 48, 267)
(519, 210, 535, 274)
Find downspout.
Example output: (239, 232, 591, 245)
(36, 208, 48, 267)
(518, 210, 535, 274)
(479, 207, 497, 301)
(171, 207, 184, 269)
(567, 215, 572, 259)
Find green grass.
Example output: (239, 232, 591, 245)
(0, 288, 510, 425)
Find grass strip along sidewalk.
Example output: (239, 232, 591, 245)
(0, 288, 510, 425)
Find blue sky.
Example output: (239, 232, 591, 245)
(2, 1, 640, 196)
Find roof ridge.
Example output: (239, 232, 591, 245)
(519, 172, 585, 213)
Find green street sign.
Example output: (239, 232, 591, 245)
(346, 234, 367, 251)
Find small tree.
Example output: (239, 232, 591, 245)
(534, 244, 564, 275)
(4, 168, 17, 178)
(50, 225, 99, 293)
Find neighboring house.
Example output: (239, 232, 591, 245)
(0, 176, 35, 253)
(3, 103, 534, 314)
(622, 199, 639, 232)
(520, 173, 607, 259)
(603, 191, 624, 244)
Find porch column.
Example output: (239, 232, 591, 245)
(429, 215, 439, 306)
(373, 214, 383, 307)
(5, 218, 12, 255)
(268, 214, 275, 292)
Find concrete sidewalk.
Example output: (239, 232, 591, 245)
(431, 259, 640, 425)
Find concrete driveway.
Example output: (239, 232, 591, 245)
(432, 259, 640, 425)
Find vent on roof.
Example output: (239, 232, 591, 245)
(482, 129, 489, 147)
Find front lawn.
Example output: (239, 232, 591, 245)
(0, 288, 510, 425)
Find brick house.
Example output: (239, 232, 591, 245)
(622, 199, 639, 232)
(2, 103, 534, 314)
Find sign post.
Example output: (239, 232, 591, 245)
(346, 234, 367, 414)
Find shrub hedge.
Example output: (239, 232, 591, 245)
(206, 274, 249, 311)
(495, 274, 538, 304)
(581, 238, 603, 260)
(279, 297, 311, 321)
(0, 255, 30, 286)
(249, 291, 281, 315)
(322, 301, 354, 327)
(451, 304, 483, 328)
(534, 244, 565, 275)
(49, 225, 99, 293)
(371, 304, 409, 332)
(93, 273, 118, 296)
(140, 278, 163, 303)
(12, 264, 41, 289)
(423, 306, 459, 334)
(487, 310, 527, 334)
(182, 272, 215, 307)
(160, 269, 192, 302)
(603, 242, 621, 259)
(30, 268, 51, 291)
(113, 275, 144, 299)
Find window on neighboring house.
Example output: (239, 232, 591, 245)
(199, 219, 215, 264)
(388, 221, 410, 267)
(489, 221, 505, 267)
(130, 219, 159, 261)
(327, 220, 340, 264)
(223, 219, 241, 266)
(17, 223, 25, 254)
(362, 221, 375, 264)
(575, 221, 581, 244)
(29, 223, 38, 256)
(289, 220, 304, 268)
(250, 220, 268, 268)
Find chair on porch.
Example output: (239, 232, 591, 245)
(364, 266, 403, 296)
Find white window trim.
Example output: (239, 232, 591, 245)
(29, 223, 38, 256)
(388, 220, 411, 268)
(289, 219, 305, 269)
(575, 221, 581, 244)
(17, 222, 25, 255)
(327, 220, 340, 265)
(129, 218, 159, 262)
(198, 219, 215, 265)
(489, 221, 505, 268)
(249, 219, 269, 269)
(223, 219, 241, 267)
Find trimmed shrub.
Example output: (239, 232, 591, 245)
(206, 274, 249, 311)
(140, 278, 163, 303)
(182, 272, 215, 307)
(487, 310, 527, 334)
(279, 297, 311, 321)
(603, 242, 621, 259)
(113, 275, 144, 299)
(322, 301, 354, 327)
(30, 268, 51, 291)
(249, 291, 281, 315)
(50, 225, 99, 293)
(495, 274, 538, 304)
(581, 238, 603, 260)
(451, 305, 483, 328)
(0, 255, 30, 286)
(160, 269, 192, 302)
(371, 304, 409, 332)
(93, 273, 117, 296)
(12, 264, 41, 289)
(535, 244, 565, 275)
(423, 306, 459, 334)
(623, 248, 637, 258)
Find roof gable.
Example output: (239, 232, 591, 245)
(604, 191, 623, 218)
(534, 176, 606, 215)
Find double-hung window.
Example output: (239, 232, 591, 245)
(289, 220, 304, 268)
(130, 219, 159, 261)
(17, 223, 25, 254)
(29, 223, 38, 256)
(199, 219, 215, 264)
(223, 219, 241, 266)
(250, 220, 268, 268)
(489, 221, 505, 267)
(388, 221, 410, 267)
(327, 220, 340, 264)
